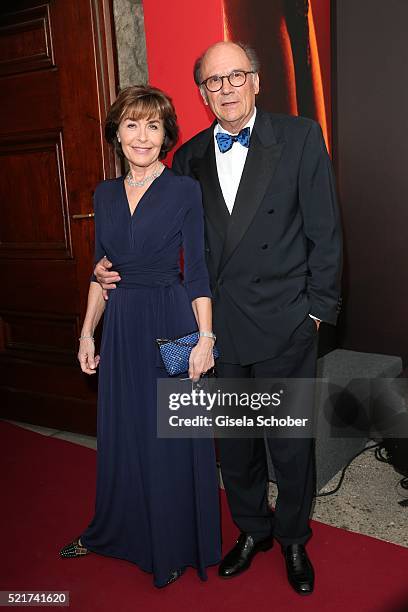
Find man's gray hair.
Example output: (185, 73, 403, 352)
(193, 42, 260, 86)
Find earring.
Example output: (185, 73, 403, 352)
(117, 136, 121, 143)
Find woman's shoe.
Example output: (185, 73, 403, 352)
(60, 537, 89, 558)
(158, 568, 185, 588)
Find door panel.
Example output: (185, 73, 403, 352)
(0, 130, 71, 258)
(0, 0, 118, 433)
(0, 3, 54, 77)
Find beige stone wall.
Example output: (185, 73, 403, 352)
(113, 0, 148, 88)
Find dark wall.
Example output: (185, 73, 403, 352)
(333, 0, 408, 364)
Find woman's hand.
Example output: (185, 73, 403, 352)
(78, 338, 100, 374)
(188, 337, 215, 381)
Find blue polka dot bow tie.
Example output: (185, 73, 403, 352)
(215, 127, 250, 153)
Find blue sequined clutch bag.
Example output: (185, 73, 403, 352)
(156, 331, 219, 376)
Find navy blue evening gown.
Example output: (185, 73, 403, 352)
(80, 168, 221, 587)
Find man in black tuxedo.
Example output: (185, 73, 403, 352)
(95, 42, 342, 595)
(173, 41, 342, 595)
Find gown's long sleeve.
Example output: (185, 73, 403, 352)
(90, 187, 106, 283)
(181, 179, 212, 302)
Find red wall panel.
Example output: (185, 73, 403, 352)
(143, 1, 332, 157)
(143, 0, 224, 158)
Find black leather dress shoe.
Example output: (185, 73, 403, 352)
(218, 533, 273, 578)
(283, 544, 314, 595)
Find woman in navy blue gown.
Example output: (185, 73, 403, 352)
(60, 86, 221, 587)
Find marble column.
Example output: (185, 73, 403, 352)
(113, 0, 148, 87)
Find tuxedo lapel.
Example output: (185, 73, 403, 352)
(191, 138, 230, 241)
(219, 111, 285, 272)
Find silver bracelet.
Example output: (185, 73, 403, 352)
(79, 335, 94, 341)
(199, 331, 216, 341)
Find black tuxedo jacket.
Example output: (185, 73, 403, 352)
(172, 109, 342, 365)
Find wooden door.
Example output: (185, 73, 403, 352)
(0, 0, 118, 433)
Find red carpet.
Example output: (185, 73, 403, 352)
(1, 420, 407, 612)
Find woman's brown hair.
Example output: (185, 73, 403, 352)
(105, 85, 179, 160)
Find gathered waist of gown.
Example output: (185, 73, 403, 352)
(114, 261, 181, 289)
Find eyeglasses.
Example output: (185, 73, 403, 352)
(200, 70, 255, 93)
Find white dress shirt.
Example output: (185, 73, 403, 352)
(214, 108, 257, 214)
(213, 107, 320, 324)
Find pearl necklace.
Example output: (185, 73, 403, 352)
(126, 162, 164, 187)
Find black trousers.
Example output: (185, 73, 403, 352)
(216, 315, 318, 548)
